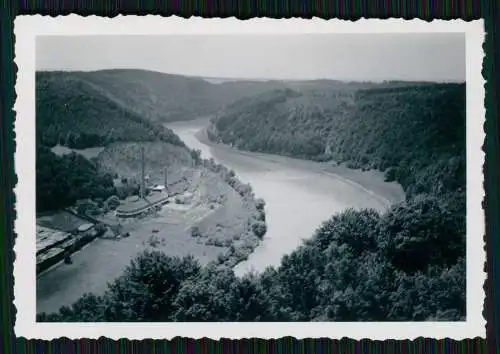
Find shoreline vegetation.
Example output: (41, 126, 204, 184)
(37, 70, 465, 322)
(193, 126, 405, 206)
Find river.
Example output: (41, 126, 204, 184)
(166, 120, 405, 276)
(36, 119, 405, 315)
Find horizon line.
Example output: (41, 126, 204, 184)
(35, 67, 466, 84)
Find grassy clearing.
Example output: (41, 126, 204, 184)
(51, 144, 105, 160)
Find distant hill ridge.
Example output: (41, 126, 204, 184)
(36, 69, 292, 129)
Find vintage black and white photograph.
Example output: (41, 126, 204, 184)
(14, 17, 485, 339)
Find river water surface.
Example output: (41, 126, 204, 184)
(167, 120, 405, 276)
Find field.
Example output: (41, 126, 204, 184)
(50, 144, 105, 160)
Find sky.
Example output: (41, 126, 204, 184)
(36, 34, 465, 82)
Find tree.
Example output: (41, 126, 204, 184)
(377, 195, 465, 272)
(171, 265, 237, 321)
(311, 209, 380, 255)
(255, 198, 266, 211)
(76, 199, 99, 216)
(252, 221, 267, 239)
(103, 251, 201, 321)
(105, 195, 121, 210)
(36, 146, 116, 212)
(171, 266, 273, 321)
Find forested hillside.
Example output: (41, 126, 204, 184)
(210, 83, 465, 199)
(36, 146, 116, 212)
(205, 81, 467, 320)
(38, 70, 287, 125)
(36, 71, 184, 148)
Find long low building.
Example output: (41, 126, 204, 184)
(36, 225, 72, 256)
(36, 213, 104, 274)
(115, 194, 170, 218)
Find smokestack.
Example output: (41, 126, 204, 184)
(140, 146, 145, 199)
(164, 167, 167, 189)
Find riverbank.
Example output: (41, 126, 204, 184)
(167, 120, 405, 276)
(195, 126, 405, 206)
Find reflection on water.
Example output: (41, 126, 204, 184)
(170, 124, 391, 276)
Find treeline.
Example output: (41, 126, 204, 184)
(37, 146, 116, 212)
(38, 196, 464, 322)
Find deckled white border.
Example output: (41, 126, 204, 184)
(13, 15, 486, 340)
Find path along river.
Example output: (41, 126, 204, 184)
(166, 119, 405, 277)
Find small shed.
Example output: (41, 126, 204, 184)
(77, 223, 94, 233)
(152, 184, 166, 192)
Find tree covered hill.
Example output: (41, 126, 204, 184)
(36, 70, 189, 211)
(36, 71, 184, 149)
(205, 81, 467, 321)
(38, 69, 289, 126)
(209, 82, 466, 200)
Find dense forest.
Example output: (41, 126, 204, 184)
(207, 82, 467, 320)
(36, 146, 116, 212)
(210, 83, 465, 198)
(36, 71, 183, 211)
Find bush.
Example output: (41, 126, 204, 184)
(190, 149, 202, 165)
(105, 195, 120, 210)
(213, 239, 224, 247)
(252, 221, 267, 239)
(190, 226, 202, 238)
(384, 167, 397, 182)
(76, 199, 99, 216)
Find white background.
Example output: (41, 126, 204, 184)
(13, 16, 486, 340)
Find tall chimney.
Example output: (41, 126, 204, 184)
(140, 146, 145, 199)
(164, 167, 167, 189)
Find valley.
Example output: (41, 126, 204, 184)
(167, 119, 405, 275)
(35, 69, 467, 322)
